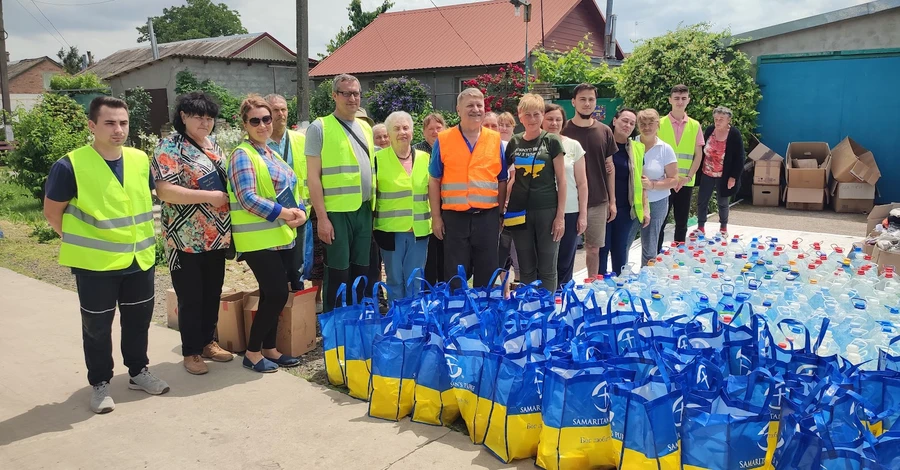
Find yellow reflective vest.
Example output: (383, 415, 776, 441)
(630, 140, 646, 222)
(59, 145, 156, 272)
(319, 114, 376, 212)
(373, 147, 432, 236)
(227, 141, 298, 252)
(658, 115, 701, 187)
(279, 129, 309, 204)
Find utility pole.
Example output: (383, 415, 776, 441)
(297, 0, 310, 125)
(0, 0, 13, 141)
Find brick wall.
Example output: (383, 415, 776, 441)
(10, 60, 63, 94)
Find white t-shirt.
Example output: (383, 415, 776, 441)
(560, 136, 586, 214)
(642, 138, 677, 203)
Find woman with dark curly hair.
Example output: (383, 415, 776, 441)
(152, 92, 234, 375)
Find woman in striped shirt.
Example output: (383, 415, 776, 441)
(228, 94, 307, 373)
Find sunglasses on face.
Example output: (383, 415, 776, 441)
(247, 115, 272, 127)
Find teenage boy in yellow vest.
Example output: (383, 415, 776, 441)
(266, 93, 308, 292)
(306, 74, 376, 312)
(43, 96, 170, 414)
(657, 84, 704, 251)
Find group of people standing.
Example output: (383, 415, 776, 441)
(43, 74, 744, 414)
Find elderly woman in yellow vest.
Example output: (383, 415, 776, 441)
(373, 111, 431, 300)
(227, 94, 307, 373)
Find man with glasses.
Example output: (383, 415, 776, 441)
(305, 74, 376, 312)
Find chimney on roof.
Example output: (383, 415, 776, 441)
(87, 51, 94, 66)
(148, 18, 160, 60)
(608, 14, 617, 59)
(604, 0, 614, 58)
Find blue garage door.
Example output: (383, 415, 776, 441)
(756, 49, 900, 203)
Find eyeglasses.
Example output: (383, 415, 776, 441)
(247, 115, 273, 127)
(335, 90, 361, 98)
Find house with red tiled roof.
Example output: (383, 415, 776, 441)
(311, 0, 624, 111)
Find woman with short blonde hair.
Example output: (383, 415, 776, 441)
(636, 108, 678, 266)
(497, 112, 516, 142)
(504, 93, 567, 290)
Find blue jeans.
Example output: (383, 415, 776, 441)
(557, 212, 580, 286)
(599, 209, 639, 275)
(642, 198, 669, 266)
(382, 232, 429, 301)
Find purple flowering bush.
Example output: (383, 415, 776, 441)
(364, 76, 430, 123)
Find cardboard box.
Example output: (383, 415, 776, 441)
(752, 185, 780, 207)
(867, 203, 900, 234)
(831, 137, 881, 185)
(863, 230, 879, 256)
(872, 244, 900, 274)
(784, 187, 827, 211)
(166, 288, 179, 331)
(785, 142, 831, 189)
(243, 287, 318, 357)
(747, 142, 784, 186)
(830, 181, 876, 214)
(216, 292, 246, 353)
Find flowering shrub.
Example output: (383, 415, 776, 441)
(212, 127, 245, 156)
(462, 64, 530, 114)
(365, 76, 431, 124)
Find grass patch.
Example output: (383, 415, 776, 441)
(0, 220, 71, 288)
(0, 170, 44, 224)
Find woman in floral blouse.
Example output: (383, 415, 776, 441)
(151, 92, 234, 376)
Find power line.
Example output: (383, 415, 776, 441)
(12, 0, 65, 48)
(428, 0, 487, 69)
(29, 0, 71, 48)
(33, 0, 119, 6)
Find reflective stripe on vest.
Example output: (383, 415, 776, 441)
(58, 145, 156, 272)
(437, 127, 502, 211)
(630, 140, 645, 222)
(373, 148, 432, 237)
(319, 114, 376, 212)
(659, 116, 701, 187)
(227, 141, 296, 252)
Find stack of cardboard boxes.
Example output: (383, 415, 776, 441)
(748, 142, 783, 207)
(830, 137, 881, 214)
(166, 287, 318, 356)
(784, 142, 832, 211)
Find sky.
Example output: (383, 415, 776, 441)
(4, 0, 873, 63)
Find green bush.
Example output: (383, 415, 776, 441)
(287, 96, 298, 127)
(364, 76, 430, 124)
(123, 87, 152, 145)
(155, 234, 167, 267)
(533, 38, 618, 85)
(30, 223, 59, 243)
(310, 79, 335, 120)
(174, 70, 242, 126)
(8, 93, 92, 199)
(615, 23, 761, 147)
(50, 73, 109, 91)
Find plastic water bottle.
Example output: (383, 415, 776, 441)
(827, 244, 847, 263)
(648, 290, 668, 320)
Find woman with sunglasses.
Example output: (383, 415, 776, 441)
(227, 94, 307, 373)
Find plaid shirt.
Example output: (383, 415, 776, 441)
(228, 139, 305, 251)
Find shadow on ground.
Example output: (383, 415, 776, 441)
(0, 360, 262, 447)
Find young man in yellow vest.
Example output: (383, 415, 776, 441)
(428, 88, 508, 289)
(43, 97, 170, 414)
(265, 94, 308, 292)
(306, 74, 376, 313)
(657, 84, 704, 251)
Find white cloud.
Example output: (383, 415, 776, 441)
(2, 0, 876, 63)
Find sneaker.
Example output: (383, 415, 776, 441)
(91, 382, 115, 414)
(128, 368, 171, 395)
(696, 226, 705, 234)
(202, 341, 234, 362)
(183, 355, 209, 375)
(315, 301, 323, 314)
(720, 225, 728, 235)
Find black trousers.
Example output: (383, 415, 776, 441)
(658, 185, 694, 252)
(242, 249, 291, 353)
(76, 267, 155, 386)
(170, 250, 226, 357)
(424, 234, 445, 286)
(442, 207, 501, 289)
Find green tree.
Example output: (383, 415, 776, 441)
(56, 46, 82, 75)
(137, 0, 247, 44)
(122, 87, 153, 145)
(324, 0, 394, 56)
(532, 37, 617, 85)
(8, 93, 91, 199)
(310, 79, 335, 120)
(616, 23, 761, 145)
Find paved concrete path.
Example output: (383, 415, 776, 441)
(0, 268, 533, 470)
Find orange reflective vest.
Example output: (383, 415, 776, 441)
(437, 127, 502, 211)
